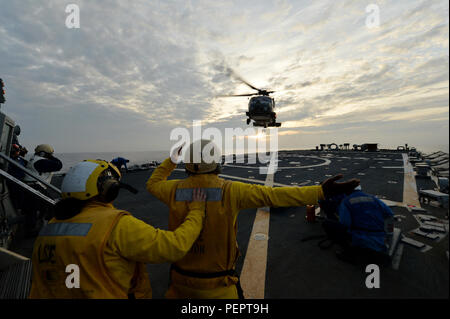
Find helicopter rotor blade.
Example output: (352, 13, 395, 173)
(227, 68, 261, 91)
(235, 76, 260, 92)
(217, 93, 258, 97)
(223, 67, 275, 96)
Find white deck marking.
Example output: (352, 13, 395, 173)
(391, 243, 404, 270)
(381, 199, 403, 207)
(224, 156, 331, 170)
(239, 160, 276, 299)
(402, 154, 421, 207)
(370, 154, 421, 209)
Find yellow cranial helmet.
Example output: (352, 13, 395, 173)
(184, 139, 222, 174)
(61, 160, 121, 200)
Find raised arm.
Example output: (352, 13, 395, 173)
(146, 157, 179, 205)
(146, 145, 185, 205)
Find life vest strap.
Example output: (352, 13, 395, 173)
(170, 264, 245, 299)
(171, 264, 236, 279)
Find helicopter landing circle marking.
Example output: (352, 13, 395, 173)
(223, 156, 331, 169)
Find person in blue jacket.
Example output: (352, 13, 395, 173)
(111, 157, 130, 172)
(321, 186, 393, 264)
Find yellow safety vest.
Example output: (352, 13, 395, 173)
(147, 158, 324, 298)
(169, 175, 239, 290)
(29, 203, 142, 299)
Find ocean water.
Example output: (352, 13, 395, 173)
(55, 150, 169, 173)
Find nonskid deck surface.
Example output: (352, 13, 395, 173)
(112, 150, 448, 298)
(12, 150, 449, 298)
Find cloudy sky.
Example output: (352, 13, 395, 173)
(0, 0, 448, 154)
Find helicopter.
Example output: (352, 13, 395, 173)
(219, 73, 281, 128)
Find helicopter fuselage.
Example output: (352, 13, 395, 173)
(217, 69, 281, 128)
(247, 96, 281, 127)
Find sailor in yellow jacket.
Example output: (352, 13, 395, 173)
(29, 159, 206, 299)
(146, 140, 360, 299)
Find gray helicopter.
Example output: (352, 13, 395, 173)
(219, 73, 281, 128)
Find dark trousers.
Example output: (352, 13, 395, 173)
(22, 183, 53, 233)
(322, 219, 351, 248)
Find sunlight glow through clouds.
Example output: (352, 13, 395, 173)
(0, 0, 448, 152)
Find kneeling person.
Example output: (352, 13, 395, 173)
(29, 160, 206, 299)
(322, 186, 394, 265)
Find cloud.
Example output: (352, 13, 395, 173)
(0, 0, 448, 153)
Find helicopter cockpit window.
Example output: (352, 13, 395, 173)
(250, 97, 272, 113)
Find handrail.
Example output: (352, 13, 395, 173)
(0, 169, 57, 206)
(0, 152, 62, 194)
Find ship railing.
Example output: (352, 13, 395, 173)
(0, 248, 32, 299)
(0, 169, 56, 206)
(0, 154, 60, 299)
(0, 154, 59, 299)
(423, 151, 446, 160)
(0, 151, 61, 198)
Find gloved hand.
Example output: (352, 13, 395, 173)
(188, 188, 206, 212)
(170, 142, 186, 164)
(321, 174, 360, 199)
